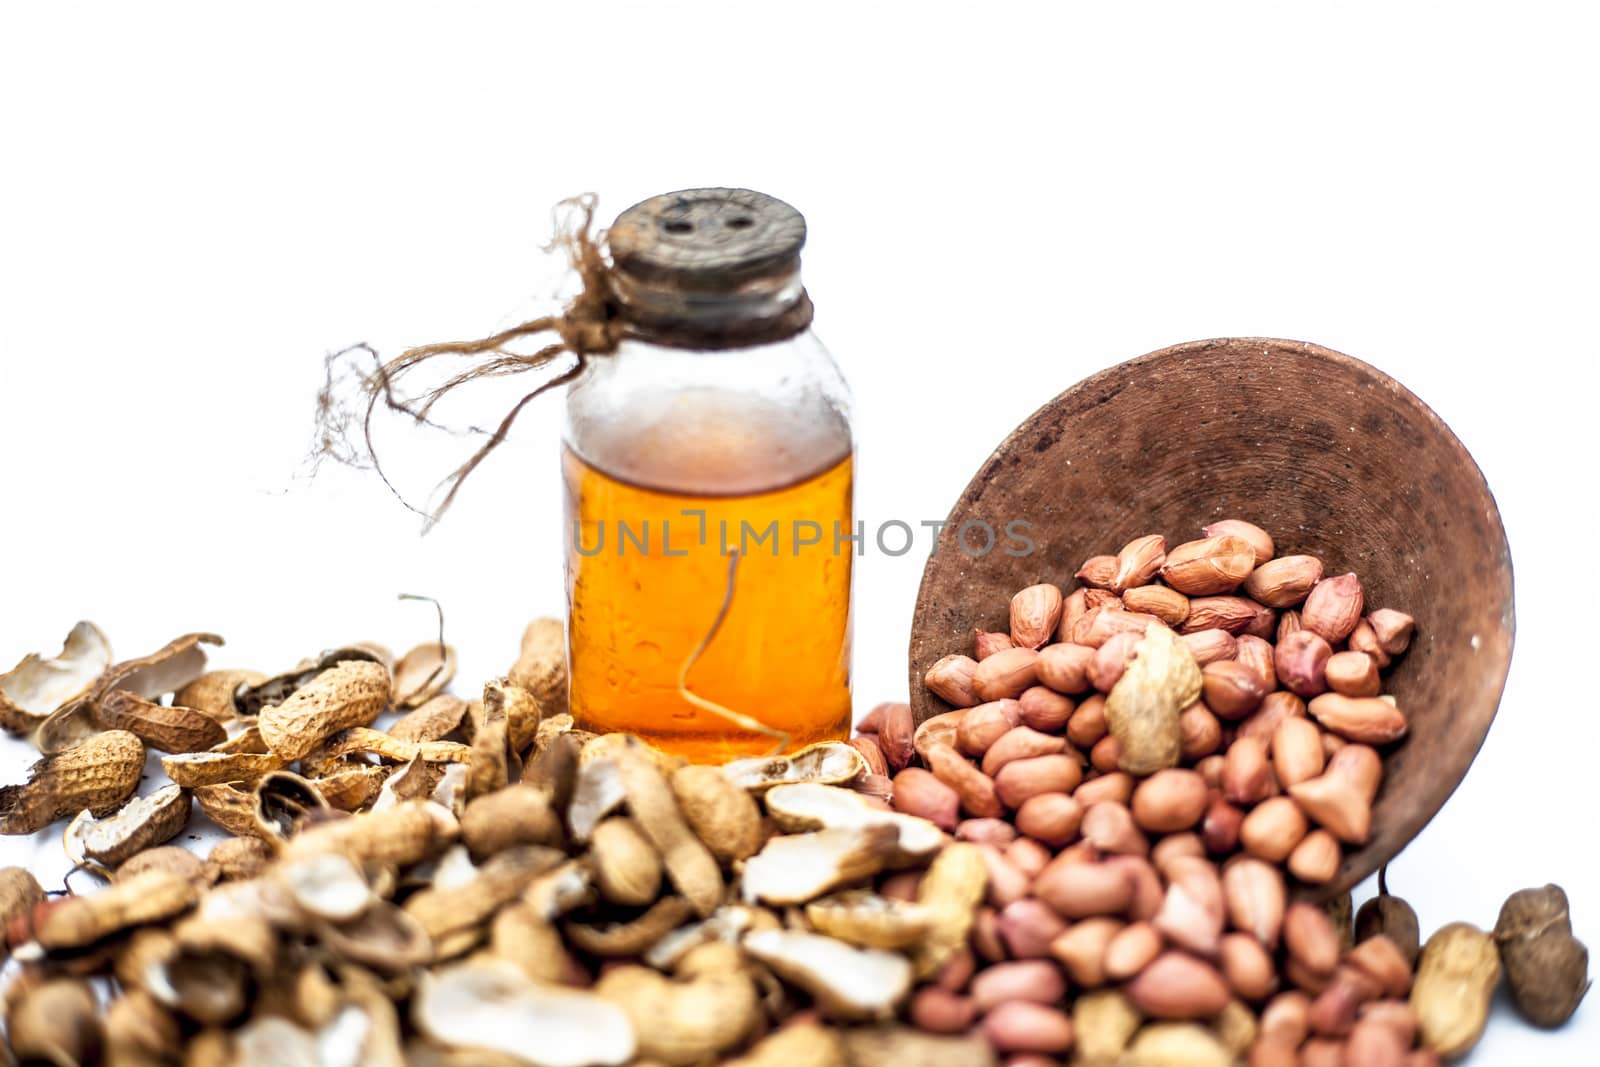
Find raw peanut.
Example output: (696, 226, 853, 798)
(1243, 554, 1325, 608)
(974, 630, 1014, 660)
(855, 703, 889, 733)
(848, 735, 889, 777)
(1275, 631, 1331, 697)
(1005, 837, 1051, 879)
(995, 754, 1083, 809)
(1182, 596, 1264, 635)
(982, 1000, 1075, 1054)
(971, 960, 1067, 1011)
(1089, 632, 1142, 692)
(1260, 990, 1312, 1044)
(1162, 535, 1257, 595)
(926, 746, 1004, 818)
(1234, 634, 1278, 691)
(1013, 793, 1082, 847)
(1123, 585, 1189, 626)
(996, 899, 1068, 959)
(1220, 931, 1278, 1001)
(1347, 936, 1414, 999)
(1195, 754, 1225, 789)
(1271, 716, 1325, 788)
(1308, 978, 1367, 1036)
(1104, 921, 1163, 980)
(1131, 769, 1209, 833)
(1066, 694, 1108, 747)
(1108, 854, 1165, 922)
(1073, 608, 1163, 649)
(957, 818, 1018, 845)
(1036, 643, 1095, 695)
(1105, 623, 1202, 775)
(1076, 554, 1118, 589)
(878, 701, 916, 771)
(1238, 691, 1307, 744)
(1367, 609, 1416, 656)
(1203, 520, 1275, 565)
(1346, 1019, 1408, 1067)
(914, 710, 968, 761)
(1287, 829, 1341, 884)
(974, 648, 1041, 702)
(1179, 702, 1223, 760)
(1286, 955, 1337, 995)
(1151, 832, 1205, 874)
(1058, 589, 1091, 640)
(1277, 609, 1303, 641)
(1239, 796, 1309, 863)
(1181, 628, 1238, 666)
(1084, 589, 1124, 611)
(1154, 857, 1225, 955)
(981, 726, 1066, 777)
(1073, 990, 1142, 1061)
(909, 987, 977, 1033)
(978, 845, 1031, 907)
(1200, 798, 1246, 861)
(958, 699, 1025, 756)
(1010, 584, 1064, 650)
(1048, 917, 1124, 986)
(590, 817, 663, 906)
(1327, 744, 1383, 802)
(1073, 771, 1134, 807)
(1223, 857, 1286, 948)
(1017, 686, 1073, 732)
(1348, 618, 1393, 668)
(1214, 998, 1259, 1057)
(1324, 651, 1381, 698)
(892, 768, 960, 831)
(1308, 693, 1408, 744)
(934, 948, 977, 992)
(1243, 601, 1277, 638)
(1359, 1000, 1418, 1045)
(1090, 735, 1123, 773)
(1300, 1037, 1346, 1067)
(1222, 737, 1274, 806)
(973, 907, 1007, 962)
(1285, 902, 1342, 975)
(1247, 1034, 1300, 1067)
(1081, 802, 1149, 857)
(1114, 533, 1169, 591)
(1290, 773, 1372, 845)
(1201, 660, 1267, 719)
(1034, 859, 1132, 919)
(1302, 573, 1364, 642)
(1124, 951, 1232, 1019)
(925, 655, 982, 707)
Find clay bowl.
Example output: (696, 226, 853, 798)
(908, 337, 1514, 894)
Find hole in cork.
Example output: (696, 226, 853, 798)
(663, 220, 694, 234)
(726, 216, 754, 229)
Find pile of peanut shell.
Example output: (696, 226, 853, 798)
(0, 618, 992, 1066)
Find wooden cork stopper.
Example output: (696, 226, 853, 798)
(608, 188, 806, 292)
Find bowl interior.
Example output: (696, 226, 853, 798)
(908, 337, 1515, 893)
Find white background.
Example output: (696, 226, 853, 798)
(2, 2, 1597, 1059)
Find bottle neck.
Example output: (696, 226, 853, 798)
(608, 266, 814, 350)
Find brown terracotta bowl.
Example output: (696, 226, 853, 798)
(908, 337, 1515, 895)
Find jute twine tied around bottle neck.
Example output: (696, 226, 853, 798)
(315, 189, 812, 530)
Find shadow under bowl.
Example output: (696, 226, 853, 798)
(908, 337, 1515, 895)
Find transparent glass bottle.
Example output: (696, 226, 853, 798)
(563, 189, 854, 763)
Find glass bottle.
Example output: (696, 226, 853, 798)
(563, 189, 853, 763)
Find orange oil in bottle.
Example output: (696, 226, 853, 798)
(563, 445, 853, 764)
